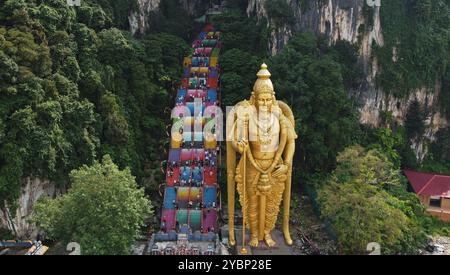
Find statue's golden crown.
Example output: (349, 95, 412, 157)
(252, 63, 275, 96)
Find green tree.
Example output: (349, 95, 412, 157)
(219, 49, 261, 106)
(152, 0, 195, 39)
(264, 0, 295, 26)
(0, 0, 187, 209)
(405, 99, 426, 141)
(33, 155, 152, 255)
(212, 9, 268, 55)
(318, 179, 415, 254)
(317, 146, 426, 254)
(429, 127, 450, 165)
(369, 127, 402, 169)
(99, 91, 130, 145)
(333, 145, 401, 189)
(441, 67, 450, 120)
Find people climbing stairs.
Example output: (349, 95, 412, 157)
(150, 24, 222, 255)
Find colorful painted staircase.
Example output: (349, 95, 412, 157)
(150, 24, 222, 255)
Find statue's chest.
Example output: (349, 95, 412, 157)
(248, 117, 280, 151)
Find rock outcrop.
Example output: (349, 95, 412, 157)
(129, 0, 161, 35)
(246, 0, 447, 159)
(0, 178, 64, 239)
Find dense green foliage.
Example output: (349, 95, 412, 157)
(405, 99, 426, 141)
(240, 0, 449, 253)
(367, 127, 403, 169)
(317, 146, 430, 254)
(441, 68, 450, 119)
(364, 0, 450, 172)
(33, 155, 152, 255)
(264, 0, 295, 27)
(149, 0, 197, 39)
(374, 0, 449, 97)
(213, 9, 268, 55)
(95, 0, 139, 29)
(268, 34, 362, 173)
(0, 0, 189, 207)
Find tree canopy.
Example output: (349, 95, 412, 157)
(317, 146, 426, 254)
(0, 0, 190, 207)
(33, 155, 152, 255)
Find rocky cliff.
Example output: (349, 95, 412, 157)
(129, 0, 161, 35)
(0, 178, 64, 239)
(246, 0, 447, 160)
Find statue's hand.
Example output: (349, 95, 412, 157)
(235, 139, 248, 154)
(272, 164, 288, 178)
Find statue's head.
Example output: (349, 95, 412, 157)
(251, 63, 277, 113)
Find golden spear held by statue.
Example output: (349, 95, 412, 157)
(240, 113, 249, 254)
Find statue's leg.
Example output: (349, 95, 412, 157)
(247, 167, 259, 247)
(282, 175, 293, 246)
(248, 193, 259, 247)
(264, 179, 285, 247)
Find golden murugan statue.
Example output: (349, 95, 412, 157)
(227, 63, 297, 248)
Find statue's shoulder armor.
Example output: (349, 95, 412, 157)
(277, 100, 298, 140)
(234, 100, 252, 109)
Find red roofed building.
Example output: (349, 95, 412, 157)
(404, 169, 450, 221)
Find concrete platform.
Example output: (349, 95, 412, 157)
(232, 227, 296, 255)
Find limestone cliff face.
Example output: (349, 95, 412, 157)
(357, 84, 448, 160)
(129, 0, 161, 35)
(247, 1, 378, 54)
(247, 0, 447, 160)
(0, 178, 64, 239)
(247, 0, 384, 73)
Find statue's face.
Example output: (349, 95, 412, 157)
(256, 93, 273, 113)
